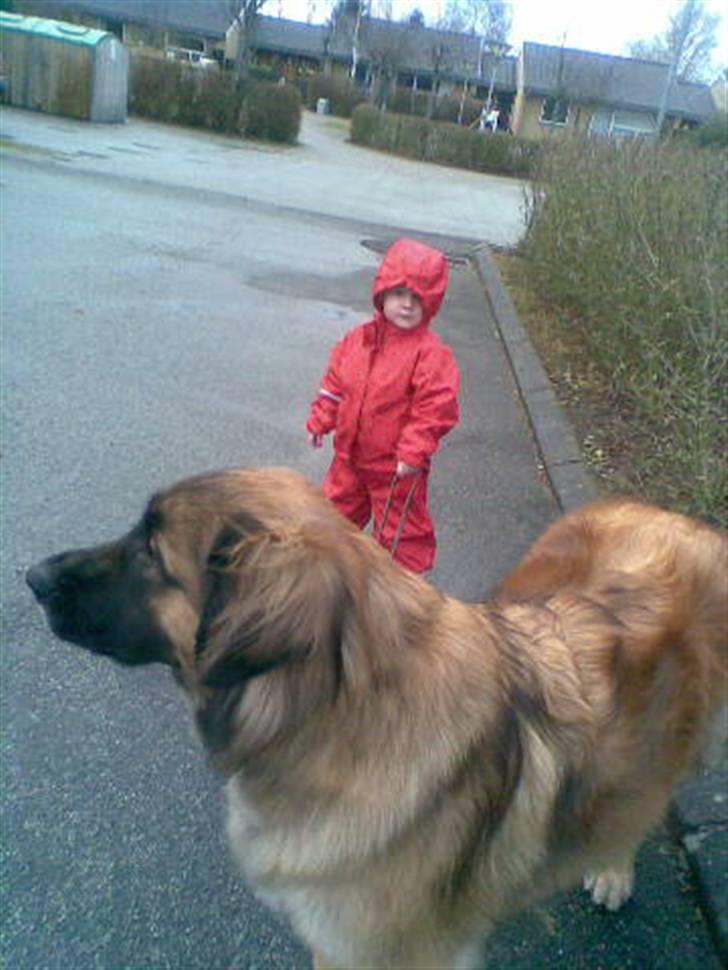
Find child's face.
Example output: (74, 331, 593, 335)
(382, 287, 424, 330)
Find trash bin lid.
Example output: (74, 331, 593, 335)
(0, 11, 113, 48)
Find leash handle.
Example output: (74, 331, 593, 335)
(375, 474, 419, 558)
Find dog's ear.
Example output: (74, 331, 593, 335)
(197, 521, 349, 688)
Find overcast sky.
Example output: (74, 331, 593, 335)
(272, 0, 728, 72)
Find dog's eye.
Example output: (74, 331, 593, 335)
(146, 534, 159, 561)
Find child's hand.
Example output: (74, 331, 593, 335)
(309, 432, 324, 448)
(396, 461, 420, 478)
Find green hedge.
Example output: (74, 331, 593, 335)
(243, 80, 301, 143)
(129, 56, 301, 143)
(350, 104, 539, 178)
(387, 87, 431, 118)
(522, 136, 727, 524)
(679, 112, 728, 148)
(296, 75, 491, 128)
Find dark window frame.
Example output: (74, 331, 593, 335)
(540, 96, 570, 126)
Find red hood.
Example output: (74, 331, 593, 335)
(372, 239, 449, 326)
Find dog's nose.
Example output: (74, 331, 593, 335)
(26, 561, 56, 600)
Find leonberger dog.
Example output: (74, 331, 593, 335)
(26, 468, 727, 969)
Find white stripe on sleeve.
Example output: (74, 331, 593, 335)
(319, 388, 343, 403)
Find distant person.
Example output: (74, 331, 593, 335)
(471, 104, 499, 133)
(485, 107, 500, 132)
(307, 239, 460, 574)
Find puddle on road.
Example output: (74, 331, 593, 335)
(248, 240, 474, 310)
(247, 267, 372, 313)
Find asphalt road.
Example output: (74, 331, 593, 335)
(1, 109, 721, 970)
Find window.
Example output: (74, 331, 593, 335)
(169, 31, 204, 53)
(588, 108, 657, 141)
(541, 96, 570, 125)
(611, 109, 657, 139)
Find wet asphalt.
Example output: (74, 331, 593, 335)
(0, 106, 722, 969)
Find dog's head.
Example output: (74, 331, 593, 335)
(27, 468, 433, 762)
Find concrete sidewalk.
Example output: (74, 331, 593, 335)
(2, 104, 724, 967)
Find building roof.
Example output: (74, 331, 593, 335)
(34, 0, 233, 39)
(326, 15, 516, 86)
(253, 16, 326, 60)
(252, 14, 516, 87)
(522, 42, 716, 122)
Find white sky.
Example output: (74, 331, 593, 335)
(271, 0, 728, 72)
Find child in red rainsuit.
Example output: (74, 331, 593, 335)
(307, 238, 460, 573)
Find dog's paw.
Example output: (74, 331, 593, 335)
(583, 867, 634, 911)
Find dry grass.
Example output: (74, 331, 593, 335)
(509, 137, 727, 528)
(493, 251, 711, 511)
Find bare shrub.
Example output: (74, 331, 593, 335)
(523, 137, 727, 524)
(129, 55, 301, 143)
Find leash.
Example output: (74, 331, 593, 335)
(375, 474, 419, 558)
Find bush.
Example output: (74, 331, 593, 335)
(172, 70, 246, 132)
(249, 64, 282, 84)
(129, 56, 301, 143)
(683, 113, 728, 148)
(244, 81, 301, 143)
(350, 104, 539, 178)
(130, 56, 189, 123)
(522, 137, 727, 524)
(431, 93, 482, 127)
(350, 102, 379, 144)
(386, 89, 484, 127)
(388, 87, 430, 117)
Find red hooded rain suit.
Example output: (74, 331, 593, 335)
(307, 239, 460, 572)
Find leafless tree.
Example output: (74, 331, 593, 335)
(421, 38, 456, 119)
(437, 0, 511, 43)
(627, 0, 720, 82)
(363, 18, 417, 109)
(437, 0, 511, 122)
(328, 0, 370, 80)
(222, 0, 270, 81)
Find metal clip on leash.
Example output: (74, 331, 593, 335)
(375, 474, 419, 558)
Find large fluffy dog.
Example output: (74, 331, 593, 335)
(26, 468, 727, 969)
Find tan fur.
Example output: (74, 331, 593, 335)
(30, 470, 728, 969)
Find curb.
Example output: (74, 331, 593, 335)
(473, 242, 727, 963)
(472, 245, 599, 513)
(670, 769, 728, 965)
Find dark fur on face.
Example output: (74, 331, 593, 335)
(26, 512, 176, 666)
(26, 467, 728, 970)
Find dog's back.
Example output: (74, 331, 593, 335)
(499, 499, 725, 604)
(498, 498, 728, 769)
